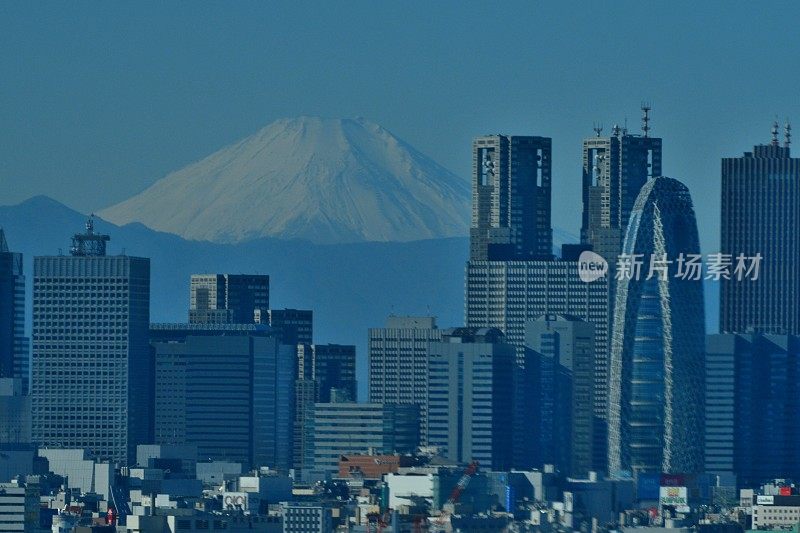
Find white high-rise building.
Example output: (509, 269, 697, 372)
(31, 219, 151, 464)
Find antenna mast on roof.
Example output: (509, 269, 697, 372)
(641, 102, 652, 138)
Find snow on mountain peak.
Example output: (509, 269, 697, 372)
(99, 117, 470, 244)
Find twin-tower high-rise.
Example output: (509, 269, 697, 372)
(465, 109, 710, 475)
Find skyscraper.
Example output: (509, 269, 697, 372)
(189, 274, 269, 324)
(150, 323, 294, 469)
(524, 314, 595, 477)
(426, 328, 515, 470)
(31, 219, 151, 464)
(581, 109, 662, 263)
(0, 229, 28, 394)
(368, 316, 442, 442)
(607, 177, 705, 475)
(465, 259, 609, 469)
(720, 123, 800, 334)
(264, 308, 313, 345)
(465, 132, 610, 470)
(294, 343, 357, 470)
(705, 333, 800, 487)
(470, 135, 552, 261)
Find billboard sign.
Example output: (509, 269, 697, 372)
(659, 486, 688, 508)
(757, 495, 775, 505)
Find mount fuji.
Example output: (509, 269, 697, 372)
(99, 117, 470, 244)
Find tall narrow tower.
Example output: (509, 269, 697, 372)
(720, 124, 800, 334)
(0, 228, 28, 393)
(607, 177, 706, 474)
(470, 135, 553, 261)
(581, 106, 662, 263)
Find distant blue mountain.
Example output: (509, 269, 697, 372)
(0, 196, 470, 399)
(0, 196, 718, 399)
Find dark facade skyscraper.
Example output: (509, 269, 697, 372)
(150, 323, 294, 469)
(293, 343, 356, 470)
(264, 308, 313, 345)
(470, 135, 552, 261)
(0, 229, 28, 393)
(31, 220, 151, 464)
(524, 314, 595, 477)
(189, 274, 269, 324)
(607, 177, 706, 475)
(705, 333, 800, 487)
(720, 125, 800, 334)
(581, 109, 662, 263)
(426, 328, 515, 470)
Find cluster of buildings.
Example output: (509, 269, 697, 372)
(2, 110, 800, 532)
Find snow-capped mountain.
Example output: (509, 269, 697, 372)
(99, 117, 471, 244)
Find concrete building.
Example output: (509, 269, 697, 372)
(303, 403, 419, 477)
(426, 328, 515, 470)
(580, 113, 662, 265)
(0, 445, 41, 485)
(720, 126, 800, 334)
(368, 316, 441, 444)
(0, 229, 29, 394)
(31, 220, 151, 464)
(136, 444, 198, 478)
(0, 480, 39, 533)
(524, 314, 595, 476)
(608, 177, 706, 475)
(470, 135, 553, 261)
(37, 448, 97, 494)
(0, 379, 30, 445)
(705, 333, 800, 487)
(150, 324, 294, 470)
(189, 274, 269, 325)
(293, 344, 356, 472)
(281, 502, 332, 533)
(465, 259, 609, 469)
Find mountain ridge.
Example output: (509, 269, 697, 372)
(99, 117, 471, 244)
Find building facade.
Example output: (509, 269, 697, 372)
(720, 127, 800, 334)
(367, 316, 442, 443)
(465, 259, 609, 469)
(189, 274, 270, 325)
(303, 403, 419, 477)
(470, 135, 552, 261)
(705, 333, 800, 487)
(293, 344, 357, 472)
(0, 229, 28, 394)
(580, 117, 662, 264)
(0, 378, 30, 444)
(150, 323, 294, 470)
(607, 177, 706, 475)
(31, 220, 151, 464)
(263, 309, 313, 346)
(426, 328, 515, 470)
(524, 314, 595, 476)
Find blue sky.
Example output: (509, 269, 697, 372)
(1, 1, 799, 253)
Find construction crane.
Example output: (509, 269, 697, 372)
(432, 461, 479, 531)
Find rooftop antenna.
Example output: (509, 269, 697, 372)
(772, 119, 780, 146)
(612, 123, 621, 137)
(593, 123, 603, 137)
(785, 120, 792, 147)
(623, 117, 628, 135)
(641, 102, 652, 138)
